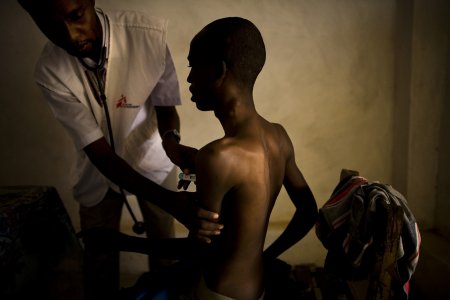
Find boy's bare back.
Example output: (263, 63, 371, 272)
(195, 115, 302, 299)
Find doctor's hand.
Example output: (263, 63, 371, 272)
(193, 206, 224, 244)
(176, 191, 223, 243)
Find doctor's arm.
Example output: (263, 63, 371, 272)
(84, 137, 220, 234)
(157, 106, 198, 173)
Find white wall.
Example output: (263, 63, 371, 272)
(0, 1, 79, 222)
(406, 0, 450, 230)
(3, 0, 446, 268)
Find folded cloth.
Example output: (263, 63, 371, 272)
(316, 172, 421, 298)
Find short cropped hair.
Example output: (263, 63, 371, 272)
(191, 17, 266, 89)
(18, 0, 93, 13)
(17, 0, 46, 12)
(18, 0, 68, 15)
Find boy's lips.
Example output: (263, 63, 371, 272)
(189, 87, 196, 101)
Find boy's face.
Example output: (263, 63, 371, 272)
(187, 37, 222, 111)
(26, 0, 101, 59)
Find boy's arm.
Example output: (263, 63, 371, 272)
(263, 139, 318, 259)
(191, 144, 232, 242)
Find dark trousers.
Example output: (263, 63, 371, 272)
(80, 188, 175, 300)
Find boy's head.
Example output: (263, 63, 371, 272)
(18, 0, 101, 59)
(188, 17, 266, 90)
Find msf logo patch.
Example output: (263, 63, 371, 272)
(116, 94, 139, 108)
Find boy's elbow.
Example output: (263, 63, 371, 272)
(308, 208, 318, 229)
(305, 200, 318, 229)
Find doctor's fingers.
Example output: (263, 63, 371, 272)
(194, 229, 221, 244)
(197, 207, 220, 222)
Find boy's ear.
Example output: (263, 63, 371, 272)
(215, 60, 227, 86)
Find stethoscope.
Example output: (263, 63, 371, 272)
(79, 10, 146, 235)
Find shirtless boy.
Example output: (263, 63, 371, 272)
(184, 17, 318, 299)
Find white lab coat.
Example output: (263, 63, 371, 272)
(34, 9, 181, 206)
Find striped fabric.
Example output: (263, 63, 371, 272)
(315, 174, 421, 298)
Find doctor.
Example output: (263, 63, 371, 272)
(17, 0, 221, 299)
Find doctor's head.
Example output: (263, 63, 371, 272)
(18, 0, 101, 60)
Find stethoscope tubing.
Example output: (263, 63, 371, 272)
(80, 13, 146, 233)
